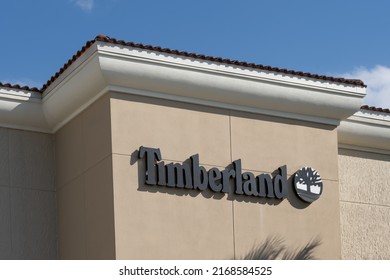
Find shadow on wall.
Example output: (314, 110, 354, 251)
(238, 236, 321, 260)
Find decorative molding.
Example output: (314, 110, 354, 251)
(0, 41, 367, 133)
(338, 111, 390, 152)
(96, 43, 365, 126)
(108, 85, 342, 126)
(0, 87, 49, 133)
(338, 144, 390, 156)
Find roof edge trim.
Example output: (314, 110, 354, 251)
(40, 34, 367, 92)
(338, 110, 390, 152)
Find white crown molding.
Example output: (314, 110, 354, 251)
(338, 144, 390, 156)
(354, 109, 390, 122)
(108, 85, 342, 126)
(0, 41, 367, 133)
(338, 111, 390, 152)
(0, 87, 49, 133)
(96, 43, 365, 125)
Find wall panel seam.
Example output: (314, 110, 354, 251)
(340, 199, 390, 208)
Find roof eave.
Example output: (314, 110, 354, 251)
(338, 110, 390, 154)
(0, 35, 372, 133)
(40, 39, 367, 132)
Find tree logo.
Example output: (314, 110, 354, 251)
(294, 167, 323, 203)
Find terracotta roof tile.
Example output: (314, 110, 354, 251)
(0, 82, 40, 93)
(3, 36, 390, 114)
(98, 35, 367, 87)
(41, 39, 96, 92)
(0, 34, 372, 98)
(41, 34, 367, 91)
(360, 105, 390, 114)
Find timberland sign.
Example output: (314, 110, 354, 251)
(138, 146, 323, 203)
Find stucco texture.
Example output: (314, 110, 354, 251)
(0, 128, 57, 259)
(339, 149, 390, 259)
(55, 94, 115, 259)
(110, 92, 341, 259)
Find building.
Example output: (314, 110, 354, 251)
(0, 35, 389, 259)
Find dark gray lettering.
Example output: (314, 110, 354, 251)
(166, 162, 193, 188)
(222, 168, 235, 193)
(257, 173, 274, 198)
(157, 161, 166, 186)
(243, 172, 258, 196)
(191, 154, 208, 191)
(273, 165, 288, 199)
(138, 146, 292, 202)
(208, 168, 222, 192)
(233, 160, 243, 195)
(138, 146, 161, 185)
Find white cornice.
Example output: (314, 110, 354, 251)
(354, 109, 390, 122)
(338, 144, 390, 156)
(338, 110, 390, 153)
(0, 41, 367, 133)
(96, 43, 365, 125)
(97, 44, 366, 96)
(0, 87, 49, 133)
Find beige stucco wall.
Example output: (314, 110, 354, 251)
(110, 92, 341, 259)
(338, 148, 390, 259)
(55, 94, 115, 259)
(0, 128, 56, 259)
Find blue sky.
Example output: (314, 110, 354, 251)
(1, 0, 390, 108)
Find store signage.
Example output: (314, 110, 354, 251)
(293, 167, 323, 203)
(138, 146, 322, 203)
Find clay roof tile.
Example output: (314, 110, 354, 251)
(2, 34, 371, 97)
(360, 105, 390, 113)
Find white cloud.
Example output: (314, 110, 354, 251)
(71, 0, 94, 12)
(341, 65, 390, 109)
